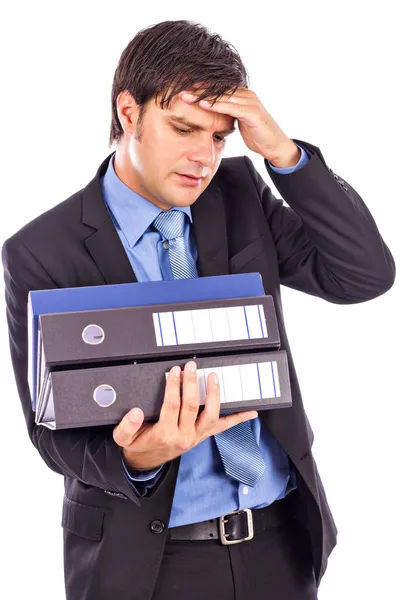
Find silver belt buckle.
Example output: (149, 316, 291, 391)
(219, 508, 254, 545)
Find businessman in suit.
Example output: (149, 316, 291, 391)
(2, 19, 395, 600)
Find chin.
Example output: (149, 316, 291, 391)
(163, 188, 201, 208)
(169, 197, 198, 208)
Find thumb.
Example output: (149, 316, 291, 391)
(113, 408, 144, 448)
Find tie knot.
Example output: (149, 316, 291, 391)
(152, 209, 186, 240)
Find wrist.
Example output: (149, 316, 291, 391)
(122, 448, 163, 472)
(268, 142, 301, 169)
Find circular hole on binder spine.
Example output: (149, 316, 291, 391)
(82, 324, 105, 345)
(93, 384, 116, 407)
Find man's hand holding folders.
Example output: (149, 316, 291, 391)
(113, 360, 259, 471)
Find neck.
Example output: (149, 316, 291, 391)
(113, 141, 139, 193)
(113, 140, 171, 211)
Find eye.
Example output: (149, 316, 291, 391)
(173, 126, 192, 135)
(173, 126, 227, 144)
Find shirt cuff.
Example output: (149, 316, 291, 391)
(122, 458, 165, 482)
(267, 143, 310, 174)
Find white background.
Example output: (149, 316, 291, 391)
(0, 1, 399, 598)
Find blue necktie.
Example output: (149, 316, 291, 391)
(152, 209, 198, 279)
(152, 209, 267, 486)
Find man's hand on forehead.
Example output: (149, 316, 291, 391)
(178, 86, 301, 168)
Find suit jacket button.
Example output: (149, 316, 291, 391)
(150, 519, 165, 534)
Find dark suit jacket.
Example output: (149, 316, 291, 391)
(2, 139, 395, 600)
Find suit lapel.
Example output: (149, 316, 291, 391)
(191, 178, 229, 277)
(81, 154, 138, 285)
(85, 221, 138, 285)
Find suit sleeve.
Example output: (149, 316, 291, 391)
(122, 459, 167, 496)
(243, 139, 396, 303)
(1, 238, 172, 505)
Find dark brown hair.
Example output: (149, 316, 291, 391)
(109, 20, 249, 146)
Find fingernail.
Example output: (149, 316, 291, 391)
(186, 361, 197, 372)
(250, 412, 258, 419)
(173, 366, 181, 378)
(213, 373, 219, 385)
(129, 408, 141, 423)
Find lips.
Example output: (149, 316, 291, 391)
(178, 174, 202, 179)
(175, 173, 203, 187)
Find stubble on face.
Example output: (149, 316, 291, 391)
(134, 104, 146, 142)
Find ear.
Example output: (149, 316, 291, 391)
(116, 91, 141, 136)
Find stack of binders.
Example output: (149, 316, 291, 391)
(29, 274, 292, 430)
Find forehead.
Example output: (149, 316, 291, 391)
(152, 93, 236, 132)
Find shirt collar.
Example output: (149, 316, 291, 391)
(101, 155, 193, 248)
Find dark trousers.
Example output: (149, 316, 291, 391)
(152, 513, 318, 600)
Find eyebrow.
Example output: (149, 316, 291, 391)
(167, 115, 236, 136)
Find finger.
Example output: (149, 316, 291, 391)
(158, 365, 182, 428)
(187, 81, 207, 91)
(179, 89, 252, 103)
(179, 361, 200, 433)
(213, 410, 259, 436)
(195, 371, 221, 436)
(113, 407, 145, 448)
(180, 92, 252, 121)
(196, 99, 250, 120)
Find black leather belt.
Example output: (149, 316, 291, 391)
(168, 489, 302, 546)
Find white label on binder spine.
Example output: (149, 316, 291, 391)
(152, 313, 163, 346)
(154, 304, 268, 346)
(227, 306, 249, 341)
(192, 309, 213, 343)
(158, 311, 177, 346)
(208, 307, 231, 342)
(172, 310, 195, 345)
(220, 365, 243, 403)
(245, 304, 266, 339)
(239, 363, 261, 401)
(165, 360, 280, 404)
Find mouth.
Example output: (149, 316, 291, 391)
(175, 173, 203, 186)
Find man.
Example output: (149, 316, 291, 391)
(2, 19, 395, 600)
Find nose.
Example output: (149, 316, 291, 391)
(186, 136, 216, 170)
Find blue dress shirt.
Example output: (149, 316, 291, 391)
(100, 144, 311, 528)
